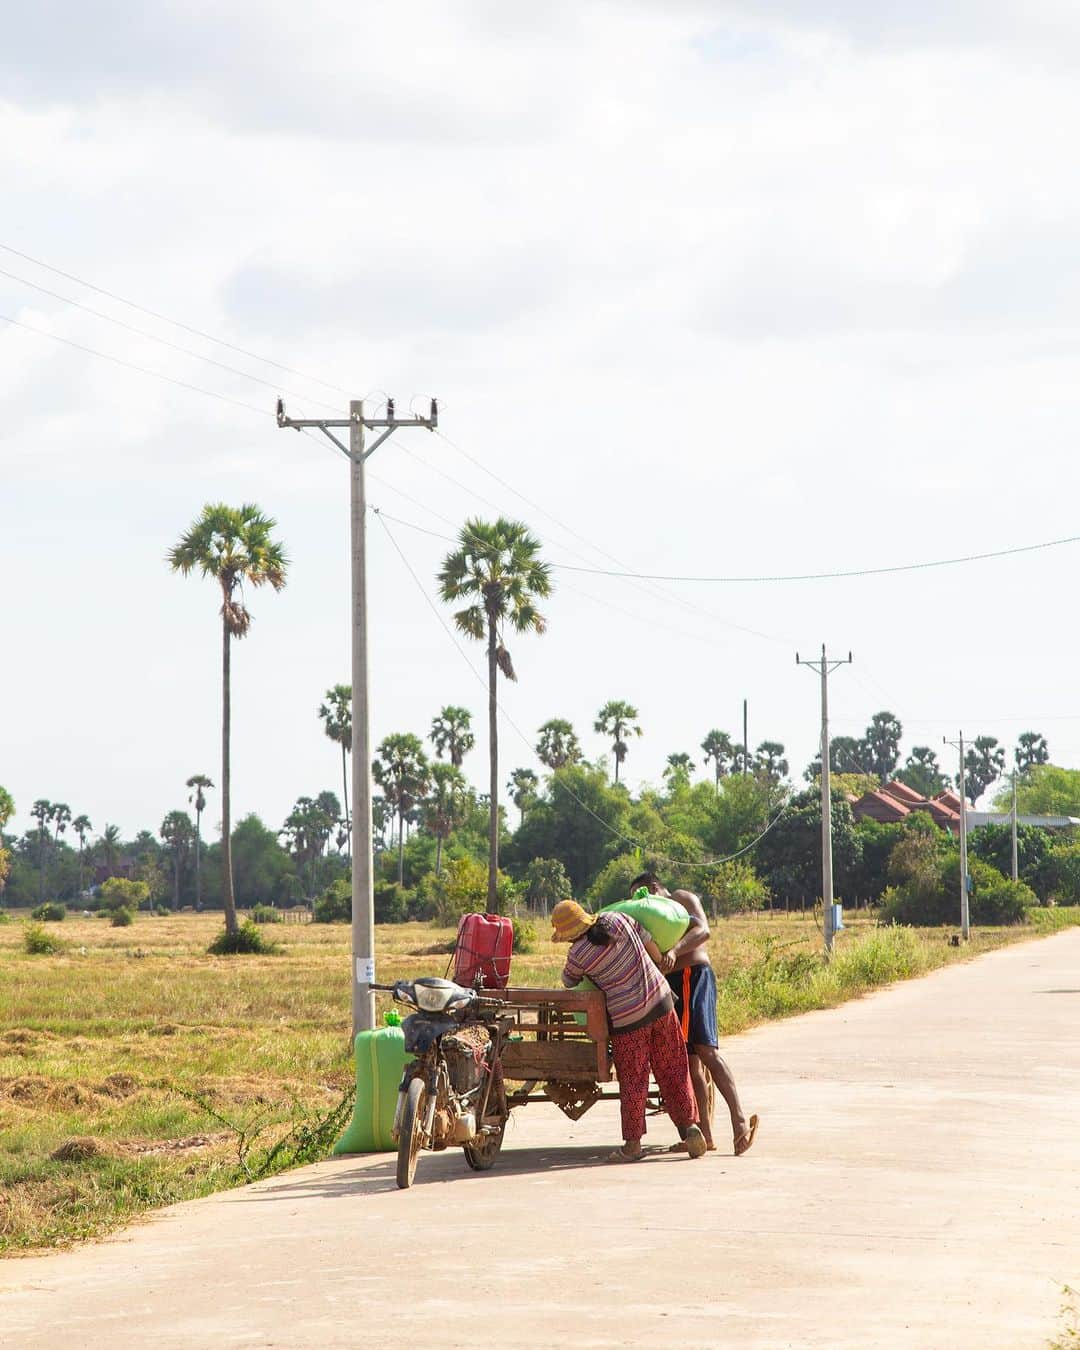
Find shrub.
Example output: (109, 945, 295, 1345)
(426, 856, 516, 924)
(153, 905, 171, 917)
(99, 877, 150, 913)
(23, 922, 65, 954)
(374, 882, 409, 924)
(699, 861, 771, 917)
(1037, 841, 1080, 906)
(110, 907, 135, 927)
(208, 920, 279, 955)
(314, 878, 350, 924)
(520, 858, 571, 914)
(511, 916, 537, 953)
(880, 855, 1035, 926)
(250, 903, 283, 924)
(30, 902, 66, 922)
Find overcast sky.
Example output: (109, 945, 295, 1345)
(5, 1, 1080, 844)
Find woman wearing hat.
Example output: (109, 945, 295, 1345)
(552, 899, 707, 1163)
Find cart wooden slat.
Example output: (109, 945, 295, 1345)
(498, 987, 613, 1084)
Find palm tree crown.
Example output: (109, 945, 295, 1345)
(594, 700, 641, 783)
(319, 685, 353, 838)
(430, 706, 475, 768)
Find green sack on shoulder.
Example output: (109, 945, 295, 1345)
(600, 891, 689, 953)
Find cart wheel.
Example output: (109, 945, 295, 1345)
(396, 1078, 427, 1189)
(463, 1120, 505, 1171)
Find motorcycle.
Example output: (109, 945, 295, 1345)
(373, 977, 510, 1189)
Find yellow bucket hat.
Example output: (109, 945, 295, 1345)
(551, 899, 597, 943)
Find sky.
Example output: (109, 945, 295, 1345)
(5, 0, 1080, 843)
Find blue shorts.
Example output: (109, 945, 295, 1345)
(666, 964, 718, 1049)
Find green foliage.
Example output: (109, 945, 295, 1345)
(23, 922, 65, 954)
(110, 907, 135, 927)
(250, 903, 283, 924)
(30, 902, 66, 922)
(594, 700, 641, 781)
(1038, 840, 1080, 905)
(848, 819, 905, 903)
(511, 916, 537, 953)
(535, 719, 582, 770)
(756, 789, 862, 903)
(425, 855, 515, 924)
(963, 735, 1006, 804)
(208, 920, 280, 955)
(519, 856, 571, 912)
(100, 877, 150, 913)
(510, 762, 630, 890)
(587, 853, 649, 907)
(895, 745, 949, 797)
(881, 854, 1035, 926)
(313, 878, 350, 923)
(969, 823, 1050, 896)
(995, 764, 1080, 816)
(699, 860, 771, 916)
(374, 882, 410, 924)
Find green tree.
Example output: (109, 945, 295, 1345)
(510, 762, 630, 891)
(1014, 731, 1049, 774)
(169, 502, 288, 936)
(896, 746, 948, 798)
(755, 787, 862, 904)
(993, 764, 1080, 816)
(0, 786, 13, 906)
(424, 762, 466, 876)
(71, 814, 92, 901)
(229, 815, 294, 907)
(536, 719, 581, 770)
(593, 700, 641, 783)
(186, 774, 213, 908)
(508, 767, 538, 825)
(95, 823, 122, 873)
(804, 734, 869, 781)
(663, 753, 694, 788)
(280, 795, 338, 897)
(753, 741, 788, 785)
(373, 733, 431, 885)
(700, 730, 736, 790)
(964, 736, 1006, 805)
(862, 712, 902, 782)
(318, 685, 352, 843)
(429, 705, 475, 768)
(160, 810, 195, 910)
(520, 856, 571, 914)
(438, 517, 552, 911)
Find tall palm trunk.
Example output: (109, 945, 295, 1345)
(221, 619, 238, 934)
(194, 808, 202, 909)
(172, 854, 180, 911)
(486, 614, 499, 912)
(614, 746, 620, 783)
(435, 831, 444, 877)
(397, 805, 405, 885)
(341, 744, 351, 850)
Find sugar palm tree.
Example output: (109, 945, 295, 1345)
(96, 824, 122, 873)
(31, 799, 51, 903)
(373, 734, 430, 885)
(430, 706, 475, 768)
(535, 719, 581, 771)
(438, 518, 552, 911)
(186, 774, 213, 910)
(425, 762, 466, 875)
(169, 503, 288, 936)
(160, 810, 194, 910)
(594, 700, 641, 783)
(72, 814, 92, 899)
(663, 752, 694, 788)
(508, 767, 538, 825)
(318, 685, 352, 845)
(701, 729, 735, 791)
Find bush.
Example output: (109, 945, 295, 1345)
(511, 916, 537, 953)
(520, 858, 571, 914)
(110, 907, 135, 927)
(99, 877, 150, 913)
(208, 920, 279, 955)
(30, 902, 66, 922)
(23, 922, 65, 954)
(1037, 841, 1080, 905)
(426, 856, 516, 924)
(880, 855, 1035, 927)
(153, 905, 171, 917)
(699, 861, 771, 917)
(374, 882, 409, 924)
(314, 878, 350, 924)
(250, 903, 283, 924)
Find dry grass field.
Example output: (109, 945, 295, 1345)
(2, 905, 1078, 1255)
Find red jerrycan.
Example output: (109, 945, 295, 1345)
(453, 913, 513, 989)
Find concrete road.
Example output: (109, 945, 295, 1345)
(2, 930, 1079, 1349)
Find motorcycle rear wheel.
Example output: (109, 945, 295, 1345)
(396, 1078, 427, 1189)
(463, 1120, 505, 1172)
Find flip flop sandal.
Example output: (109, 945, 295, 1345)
(607, 1148, 646, 1164)
(734, 1114, 760, 1156)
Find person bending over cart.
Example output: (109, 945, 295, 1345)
(552, 899, 707, 1164)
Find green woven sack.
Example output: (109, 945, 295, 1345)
(600, 891, 689, 953)
(333, 1023, 409, 1154)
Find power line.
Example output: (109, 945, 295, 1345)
(0, 311, 271, 419)
(0, 263, 342, 413)
(374, 508, 791, 868)
(0, 239, 352, 398)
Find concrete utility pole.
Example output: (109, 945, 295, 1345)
(944, 733, 971, 940)
(796, 645, 852, 957)
(277, 396, 437, 1037)
(1011, 771, 1019, 883)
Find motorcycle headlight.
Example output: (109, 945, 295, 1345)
(414, 979, 457, 1012)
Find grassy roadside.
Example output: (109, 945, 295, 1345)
(2, 905, 1078, 1254)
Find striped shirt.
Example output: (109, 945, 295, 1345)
(561, 912, 673, 1033)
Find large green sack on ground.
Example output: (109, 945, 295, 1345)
(600, 893, 689, 953)
(333, 1024, 409, 1154)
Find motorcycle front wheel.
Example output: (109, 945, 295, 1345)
(463, 1120, 505, 1172)
(396, 1077, 428, 1189)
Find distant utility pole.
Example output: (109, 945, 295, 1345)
(943, 733, 971, 940)
(796, 645, 852, 957)
(277, 396, 438, 1038)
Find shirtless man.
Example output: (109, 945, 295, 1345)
(630, 872, 759, 1156)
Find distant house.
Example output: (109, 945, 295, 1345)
(851, 781, 960, 831)
(851, 789, 911, 824)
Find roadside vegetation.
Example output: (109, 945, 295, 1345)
(2, 906, 1079, 1255)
